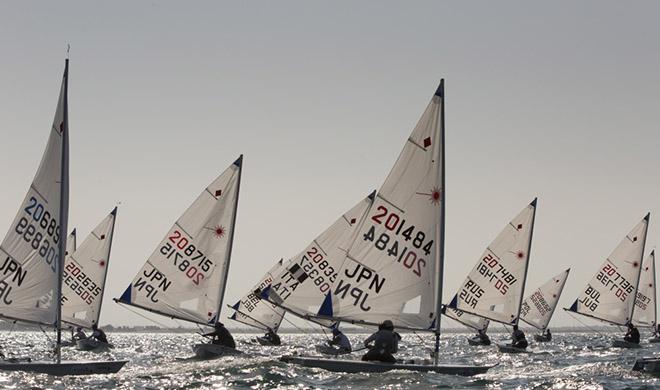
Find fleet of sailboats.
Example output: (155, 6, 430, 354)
(1, 59, 658, 377)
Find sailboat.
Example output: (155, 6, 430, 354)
(564, 214, 650, 348)
(0, 59, 126, 375)
(115, 155, 243, 359)
(279, 81, 494, 375)
(633, 251, 658, 342)
(519, 269, 570, 342)
(228, 259, 286, 345)
(446, 200, 537, 354)
(443, 307, 491, 346)
(62, 208, 118, 351)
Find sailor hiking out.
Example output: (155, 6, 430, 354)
(328, 328, 352, 353)
(624, 322, 640, 344)
(203, 323, 236, 348)
(362, 320, 401, 363)
(510, 325, 528, 350)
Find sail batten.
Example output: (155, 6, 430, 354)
(116, 157, 243, 326)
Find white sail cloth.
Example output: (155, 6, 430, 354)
(66, 230, 77, 256)
(567, 214, 649, 326)
(447, 200, 537, 325)
(0, 62, 69, 326)
(117, 157, 242, 326)
(264, 194, 374, 326)
(62, 209, 117, 329)
(316, 84, 444, 331)
(444, 307, 490, 331)
(633, 251, 656, 328)
(230, 259, 286, 331)
(520, 269, 570, 331)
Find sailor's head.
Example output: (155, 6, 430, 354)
(76, 327, 82, 332)
(381, 320, 394, 331)
(92, 323, 98, 330)
(513, 324, 518, 331)
(216, 322, 224, 329)
(332, 328, 341, 336)
(627, 322, 634, 329)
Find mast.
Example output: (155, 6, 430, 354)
(434, 79, 445, 364)
(653, 250, 657, 328)
(514, 198, 537, 327)
(55, 58, 70, 364)
(94, 207, 118, 326)
(629, 212, 650, 324)
(215, 154, 243, 326)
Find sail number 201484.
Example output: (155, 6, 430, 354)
(363, 206, 433, 277)
(14, 196, 60, 272)
(159, 230, 213, 285)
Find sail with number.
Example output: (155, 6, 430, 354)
(0, 60, 69, 327)
(263, 194, 374, 326)
(229, 259, 286, 331)
(566, 214, 649, 326)
(633, 251, 656, 328)
(305, 83, 444, 331)
(520, 269, 570, 331)
(447, 200, 537, 325)
(62, 208, 117, 329)
(116, 156, 243, 326)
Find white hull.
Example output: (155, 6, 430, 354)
(315, 344, 351, 356)
(0, 360, 127, 376)
(192, 344, 240, 359)
(497, 344, 528, 354)
(279, 355, 494, 375)
(76, 339, 114, 351)
(633, 357, 660, 373)
(612, 339, 641, 349)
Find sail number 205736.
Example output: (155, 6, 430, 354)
(363, 206, 433, 278)
(159, 230, 213, 285)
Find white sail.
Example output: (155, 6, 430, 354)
(567, 214, 649, 326)
(447, 200, 537, 325)
(520, 268, 570, 331)
(66, 230, 77, 256)
(0, 61, 69, 326)
(117, 156, 243, 326)
(633, 251, 656, 328)
(444, 307, 490, 331)
(316, 84, 444, 331)
(263, 194, 374, 326)
(229, 259, 286, 331)
(62, 208, 117, 329)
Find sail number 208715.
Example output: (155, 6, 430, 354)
(159, 230, 213, 285)
(363, 205, 433, 277)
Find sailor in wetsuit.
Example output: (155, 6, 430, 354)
(474, 329, 491, 345)
(624, 322, 640, 344)
(362, 320, 401, 363)
(328, 328, 352, 353)
(263, 327, 281, 346)
(89, 324, 108, 343)
(542, 328, 552, 341)
(203, 322, 236, 348)
(73, 326, 87, 342)
(511, 324, 528, 349)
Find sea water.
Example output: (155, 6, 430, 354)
(0, 330, 658, 389)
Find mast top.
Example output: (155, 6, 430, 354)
(434, 79, 444, 97)
(234, 154, 243, 167)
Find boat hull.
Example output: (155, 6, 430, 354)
(612, 339, 641, 349)
(256, 337, 281, 346)
(534, 334, 551, 342)
(315, 344, 351, 356)
(633, 357, 660, 373)
(648, 336, 660, 343)
(279, 355, 494, 375)
(467, 337, 490, 346)
(497, 344, 528, 354)
(0, 360, 127, 376)
(192, 344, 240, 359)
(76, 339, 114, 351)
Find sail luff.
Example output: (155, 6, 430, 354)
(215, 155, 242, 325)
(434, 79, 445, 364)
(629, 213, 650, 323)
(55, 58, 70, 364)
(514, 198, 537, 326)
(94, 207, 117, 326)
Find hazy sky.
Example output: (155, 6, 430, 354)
(0, 1, 659, 330)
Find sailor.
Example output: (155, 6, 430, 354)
(328, 327, 352, 353)
(624, 322, 640, 344)
(90, 323, 108, 343)
(473, 329, 491, 345)
(511, 325, 528, 349)
(203, 322, 236, 348)
(362, 320, 401, 363)
(263, 327, 281, 346)
(542, 328, 552, 341)
(72, 326, 87, 341)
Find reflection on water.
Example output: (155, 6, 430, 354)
(0, 330, 657, 389)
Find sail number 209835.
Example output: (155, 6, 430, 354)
(363, 205, 433, 278)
